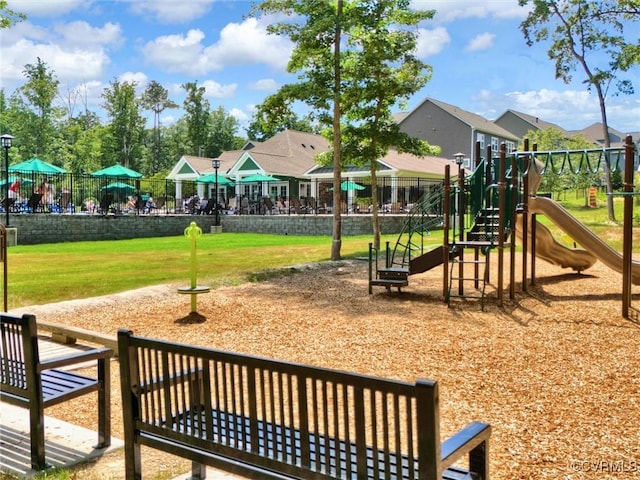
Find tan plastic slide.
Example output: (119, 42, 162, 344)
(520, 196, 640, 285)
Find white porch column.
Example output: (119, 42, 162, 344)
(176, 180, 183, 203)
(391, 176, 398, 204)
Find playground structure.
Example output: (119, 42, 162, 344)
(369, 135, 637, 318)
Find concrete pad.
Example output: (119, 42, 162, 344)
(0, 403, 123, 479)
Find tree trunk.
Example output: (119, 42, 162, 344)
(331, 0, 343, 261)
(371, 156, 380, 250)
(595, 83, 616, 222)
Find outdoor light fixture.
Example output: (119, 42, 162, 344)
(1, 134, 14, 227)
(212, 159, 221, 226)
(454, 152, 465, 170)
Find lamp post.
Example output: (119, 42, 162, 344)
(1, 134, 14, 227)
(212, 158, 220, 226)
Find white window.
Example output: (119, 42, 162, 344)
(491, 137, 499, 153)
(476, 133, 485, 150)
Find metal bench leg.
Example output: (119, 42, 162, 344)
(192, 461, 207, 479)
(29, 403, 48, 470)
(97, 356, 111, 448)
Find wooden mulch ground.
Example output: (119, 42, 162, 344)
(10, 254, 640, 480)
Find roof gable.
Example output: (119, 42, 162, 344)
(400, 97, 519, 140)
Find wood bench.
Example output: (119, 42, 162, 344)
(118, 329, 491, 480)
(0, 313, 113, 470)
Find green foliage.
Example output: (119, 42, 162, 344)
(0, 0, 26, 29)
(521, 127, 607, 202)
(15, 58, 60, 159)
(247, 108, 315, 141)
(141, 80, 178, 174)
(182, 81, 211, 156)
(208, 106, 240, 158)
(101, 78, 146, 169)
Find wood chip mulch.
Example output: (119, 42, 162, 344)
(11, 255, 640, 480)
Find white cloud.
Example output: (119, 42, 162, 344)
(142, 29, 211, 75)
(201, 80, 237, 99)
(229, 108, 248, 122)
(466, 32, 495, 52)
(249, 79, 279, 91)
(127, 0, 215, 24)
(142, 18, 293, 76)
(119, 71, 149, 88)
(0, 19, 121, 91)
(53, 21, 123, 48)
(7, 0, 89, 17)
(411, 0, 528, 23)
(1, 38, 109, 85)
(204, 17, 293, 71)
(415, 27, 451, 58)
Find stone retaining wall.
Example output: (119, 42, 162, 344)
(7, 213, 409, 244)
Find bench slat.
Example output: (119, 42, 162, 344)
(41, 370, 101, 405)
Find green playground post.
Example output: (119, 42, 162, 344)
(178, 221, 210, 313)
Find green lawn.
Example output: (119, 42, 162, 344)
(6, 233, 405, 308)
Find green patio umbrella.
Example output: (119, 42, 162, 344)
(340, 180, 365, 191)
(239, 173, 280, 183)
(196, 173, 235, 185)
(92, 164, 143, 178)
(9, 158, 66, 174)
(101, 182, 135, 194)
(0, 176, 34, 187)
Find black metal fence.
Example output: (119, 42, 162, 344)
(0, 172, 444, 216)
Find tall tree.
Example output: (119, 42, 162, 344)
(207, 106, 240, 158)
(341, 0, 439, 249)
(141, 81, 178, 174)
(252, 0, 348, 260)
(519, 0, 640, 222)
(182, 81, 211, 156)
(16, 57, 60, 159)
(101, 78, 145, 169)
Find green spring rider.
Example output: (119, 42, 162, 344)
(177, 222, 210, 313)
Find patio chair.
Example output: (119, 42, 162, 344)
(1, 197, 16, 212)
(184, 197, 198, 214)
(59, 192, 73, 213)
(262, 197, 276, 215)
(26, 193, 44, 213)
(291, 197, 305, 214)
(276, 198, 288, 214)
(240, 197, 250, 215)
(150, 196, 165, 214)
(306, 197, 317, 214)
(98, 194, 113, 214)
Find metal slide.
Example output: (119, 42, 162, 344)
(526, 196, 640, 285)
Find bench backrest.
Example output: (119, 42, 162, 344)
(119, 329, 443, 479)
(0, 313, 42, 401)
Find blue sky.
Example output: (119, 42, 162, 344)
(2, 0, 639, 136)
